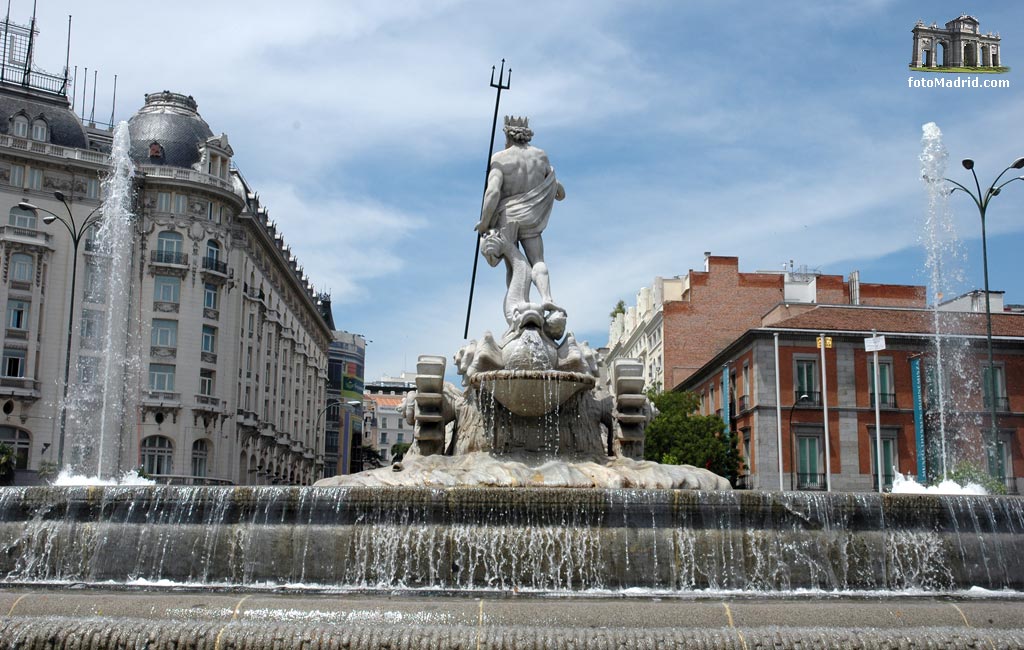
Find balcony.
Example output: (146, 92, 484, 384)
(5, 328, 27, 340)
(141, 391, 181, 408)
(0, 376, 40, 400)
(869, 392, 897, 409)
(138, 164, 235, 194)
(150, 250, 188, 268)
(194, 394, 222, 412)
(796, 472, 826, 490)
(0, 225, 52, 250)
(201, 256, 230, 283)
(794, 391, 821, 407)
(234, 408, 258, 428)
(1003, 476, 1018, 495)
(737, 395, 749, 412)
(983, 396, 1011, 412)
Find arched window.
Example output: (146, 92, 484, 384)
(8, 206, 35, 229)
(0, 426, 29, 469)
(10, 253, 32, 283)
(191, 439, 209, 478)
(205, 239, 220, 262)
(155, 231, 183, 264)
(30, 119, 47, 142)
(140, 435, 173, 476)
(11, 115, 27, 138)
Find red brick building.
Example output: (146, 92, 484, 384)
(605, 255, 926, 393)
(679, 304, 1024, 493)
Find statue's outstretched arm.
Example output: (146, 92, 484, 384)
(476, 167, 504, 232)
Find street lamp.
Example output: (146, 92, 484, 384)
(788, 393, 810, 490)
(946, 156, 1024, 474)
(19, 191, 103, 469)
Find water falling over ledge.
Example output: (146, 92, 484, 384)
(0, 486, 1021, 594)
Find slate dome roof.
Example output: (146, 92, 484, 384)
(0, 89, 87, 148)
(127, 91, 213, 168)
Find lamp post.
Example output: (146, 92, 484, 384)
(20, 192, 102, 469)
(946, 156, 1024, 474)
(788, 393, 810, 490)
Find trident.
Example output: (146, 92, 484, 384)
(463, 59, 510, 339)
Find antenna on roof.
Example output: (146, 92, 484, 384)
(69, 64, 76, 114)
(0, 0, 10, 84)
(22, 0, 36, 86)
(88, 68, 97, 125)
(109, 74, 117, 127)
(63, 14, 70, 95)
(80, 66, 87, 115)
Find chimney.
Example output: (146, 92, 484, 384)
(703, 251, 711, 272)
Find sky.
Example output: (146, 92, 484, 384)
(19, 1, 1024, 382)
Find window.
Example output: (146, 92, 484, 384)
(380, 431, 388, 444)
(10, 253, 32, 283)
(154, 275, 180, 303)
(869, 429, 898, 489)
(6, 300, 27, 329)
(81, 309, 103, 339)
(192, 440, 209, 478)
(982, 365, 1008, 411)
(397, 432, 404, 443)
(149, 363, 175, 391)
(30, 119, 47, 142)
(155, 231, 183, 264)
(9, 164, 23, 188)
(156, 192, 171, 212)
(11, 115, 27, 138)
(206, 239, 220, 261)
(151, 319, 178, 348)
(0, 426, 29, 469)
(8, 206, 35, 229)
(202, 325, 217, 354)
(796, 432, 824, 489)
(199, 368, 214, 396)
(173, 194, 187, 214)
(2, 348, 25, 377)
(206, 202, 214, 221)
(204, 283, 219, 310)
(86, 178, 99, 200)
(78, 356, 99, 384)
(83, 263, 104, 301)
(868, 360, 895, 408)
(141, 435, 173, 475)
(157, 231, 182, 253)
(795, 359, 818, 403)
(27, 168, 41, 191)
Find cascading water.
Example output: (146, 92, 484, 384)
(919, 122, 977, 479)
(63, 122, 140, 479)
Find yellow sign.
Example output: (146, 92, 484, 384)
(815, 336, 833, 349)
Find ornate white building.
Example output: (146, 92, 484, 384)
(0, 30, 331, 485)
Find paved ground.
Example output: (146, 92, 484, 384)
(1, 587, 1023, 648)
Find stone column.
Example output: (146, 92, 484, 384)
(911, 34, 922, 67)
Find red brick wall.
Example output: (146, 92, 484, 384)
(664, 257, 784, 388)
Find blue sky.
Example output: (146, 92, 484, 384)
(24, 1, 1024, 381)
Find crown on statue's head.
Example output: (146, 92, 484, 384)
(504, 115, 529, 129)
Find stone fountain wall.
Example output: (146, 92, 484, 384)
(1, 486, 1022, 593)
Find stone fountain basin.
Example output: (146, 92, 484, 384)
(470, 369, 596, 416)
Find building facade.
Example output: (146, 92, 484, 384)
(604, 255, 925, 393)
(0, 26, 331, 485)
(363, 376, 416, 465)
(325, 328, 366, 477)
(680, 303, 1024, 493)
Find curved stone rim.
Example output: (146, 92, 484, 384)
(468, 369, 597, 386)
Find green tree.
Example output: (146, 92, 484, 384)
(643, 390, 743, 484)
(0, 442, 16, 486)
(390, 442, 412, 462)
(609, 299, 626, 320)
